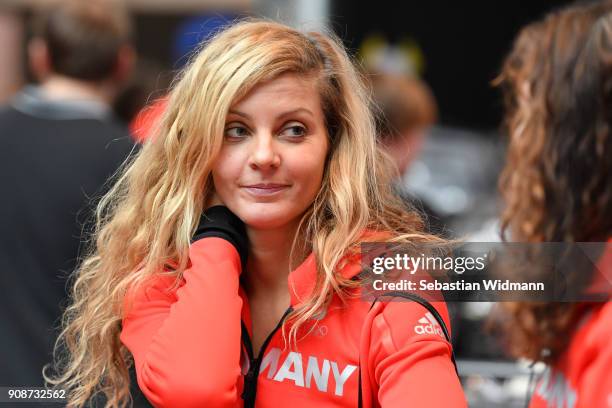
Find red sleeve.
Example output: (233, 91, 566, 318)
(368, 300, 467, 407)
(575, 304, 612, 407)
(120, 238, 243, 408)
(577, 349, 612, 407)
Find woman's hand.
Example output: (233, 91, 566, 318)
(193, 192, 248, 267)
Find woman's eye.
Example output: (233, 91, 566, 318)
(280, 124, 307, 138)
(224, 126, 249, 139)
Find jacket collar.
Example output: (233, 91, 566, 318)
(11, 85, 113, 121)
(287, 251, 363, 306)
(287, 230, 389, 306)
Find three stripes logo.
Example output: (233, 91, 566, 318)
(414, 312, 445, 338)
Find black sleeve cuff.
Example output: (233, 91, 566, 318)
(192, 206, 248, 267)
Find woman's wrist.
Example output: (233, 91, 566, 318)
(193, 205, 248, 266)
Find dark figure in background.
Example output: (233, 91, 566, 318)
(496, 2, 612, 407)
(0, 0, 136, 392)
(369, 72, 447, 235)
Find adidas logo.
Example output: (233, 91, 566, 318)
(414, 312, 444, 338)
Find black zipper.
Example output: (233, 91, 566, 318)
(241, 307, 293, 408)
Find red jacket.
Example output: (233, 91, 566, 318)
(529, 242, 612, 408)
(529, 302, 612, 408)
(120, 237, 467, 407)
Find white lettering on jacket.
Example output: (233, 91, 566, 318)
(259, 348, 357, 396)
(535, 368, 577, 408)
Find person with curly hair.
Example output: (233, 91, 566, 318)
(47, 20, 466, 407)
(497, 2, 612, 407)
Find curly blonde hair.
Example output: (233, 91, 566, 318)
(48, 19, 443, 407)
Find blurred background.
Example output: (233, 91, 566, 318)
(0, 1, 576, 406)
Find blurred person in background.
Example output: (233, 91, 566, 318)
(0, 8, 23, 103)
(496, 1, 612, 407)
(0, 0, 136, 390)
(369, 72, 447, 235)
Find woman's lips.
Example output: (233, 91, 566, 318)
(241, 184, 290, 196)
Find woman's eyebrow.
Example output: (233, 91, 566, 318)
(227, 107, 315, 120)
(277, 108, 314, 119)
(227, 110, 251, 119)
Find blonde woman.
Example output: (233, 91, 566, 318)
(49, 21, 466, 407)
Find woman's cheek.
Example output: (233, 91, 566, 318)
(212, 174, 233, 207)
(300, 153, 326, 188)
(212, 150, 242, 191)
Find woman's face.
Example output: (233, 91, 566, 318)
(212, 73, 329, 230)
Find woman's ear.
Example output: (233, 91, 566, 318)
(112, 44, 136, 83)
(28, 37, 51, 82)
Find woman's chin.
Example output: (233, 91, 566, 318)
(242, 215, 292, 230)
(236, 207, 300, 231)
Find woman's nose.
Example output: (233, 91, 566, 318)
(248, 133, 280, 170)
